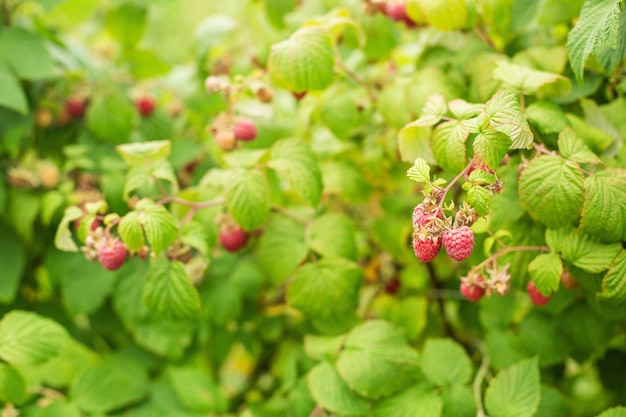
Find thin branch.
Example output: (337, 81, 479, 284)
(474, 245, 549, 271)
(473, 343, 491, 417)
(436, 155, 478, 215)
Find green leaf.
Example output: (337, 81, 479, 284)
(54, 205, 83, 252)
(596, 407, 626, 417)
(0, 68, 28, 114)
(143, 260, 201, 320)
(525, 100, 571, 146)
(493, 61, 571, 97)
(528, 253, 563, 295)
(519, 312, 569, 366)
(432, 120, 468, 172)
(598, 250, 626, 306)
(448, 99, 484, 119)
(372, 384, 443, 417)
(137, 201, 179, 255)
(560, 229, 621, 273)
(335, 320, 420, 399)
(70, 357, 149, 414)
(485, 90, 534, 149)
(557, 302, 612, 358)
(41, 340, 99, 388)
(304, 333, 347, 360)
(224, 169, 271, 231)
(421, 339, 472, 387)
(307, 213, 357, 260)
(398, 122, 436, 165)
(180, 221, 210, 255)
(0, 223, 26, 304)
(319, 91, 361, 139)
(268, 138, 322, 207)
(168, 367, 228, 413)
(473, 130, 512, 170)
(558, 128, 602, 164)
(264, 0, 296, 29)
(0, 310, 69, 365)
(105, 2, 147, 47)
(441, 385, 476, 417)
(0, 27, 55, 80)
(307, 362, 369, 416)
(466, 185, 491, 216)
(566, 113, 614, 153)
(117, 140, 172, 166)
(580, 169, 626, 242)
(407, 157, 432, 183)
(566, 0, 622, 83)
(0, 364, 27, 404)
(518, 156, 585, 228)
(413, 94, 447, 127)
(418, 0, 467, 30)
(598, 6, 626, 74)
(87, 91, 135, 143)
(127, 49, 172, 79)
(534, 385, 570, 417)
(256, 215, 309, 284)
(119, 211, 145, 251)
(34, 400, 82, 417)
(287, 258, 362, 334)
(485, 358, 540, 417)
(268, 26, 335, 92)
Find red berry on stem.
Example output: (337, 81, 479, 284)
(135, 96, 156, 117)
(233, 118, 258, 141)
(214, 130, 237, 151)
(219, 224, 249, 252)
(527, 280, 552, 306)
(460, 278, 485, 302)
(97, 239, 128, 271)
(413, 237, 441, 262)
(443, 226, 474, 261)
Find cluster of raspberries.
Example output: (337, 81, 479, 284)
(411, 204, 474, 263)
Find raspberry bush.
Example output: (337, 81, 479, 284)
(1, 0, 626, 416)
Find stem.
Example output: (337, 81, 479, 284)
(474, 26, 495, 49)
(436, 155, 478, 215)
(309, 405, 325, 417)
(270, 205, 311, 224)
(474, 245, 549, 271)
(473, 343, 490, 417)
(335, 60, 377, 102)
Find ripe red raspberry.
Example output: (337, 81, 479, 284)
(65, 98, 88, 119)
(97, 239, 128, 271)
(233, 118, 257, 141)
(443, 226, 474, 261)
(413, 236, 441, 262)
(385, 2, 407, 21)
(219, 223, 249, 252)
(527, 280, 552, 306)
(135, 96, 156, 117)
(460, 277, 485, 302)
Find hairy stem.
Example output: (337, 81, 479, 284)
(436, 155, 478, 215)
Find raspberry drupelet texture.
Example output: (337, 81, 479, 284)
(233, 118, 258, 141)
(443, 226, 474, 261)
(97, 239, 128, 271)
(527, 280, 552, 306)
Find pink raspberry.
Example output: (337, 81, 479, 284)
(385, 2, 407, 21)
(460, 276, 485, 302)
(219, 223, 249, 252)
(413, 236, 441, 262)
(233, 118, 257, 141)
(411, 205, 441, 228)
(443, 226, 474, 261)
(97, 239, 127, 271)
(527, 280, 551, 306)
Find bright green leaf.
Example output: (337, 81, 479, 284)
(518, 156, 585, 228)
(596, 407, 626, 417)
(418, 0, 467, 30)
(54, 205, 83, 252)
(432, 120, 468, 172)
(168, 367, 228, 413)
(398, 122, 436, 165)
(127, 49, 172, 79)
(287, 258, 362, 334)
(138, 202, 179, 255)
(485, 357, 540, 417)
(598, 250, 626, 306)
(493, 61, 571, 97)
(119, 211, 145, 251)
(372, 384, 443, 417)
(560, 229, 621, 273)
(580, 169, 626, 242)
(466, 185, 491, 216)
(268, 26, 335, 92)
(566, 0, 622, 83)
(413, 94, 447, 127)
(485, 90, 534, 149)
(0, 68, 28, 114)
(0, 310, 69, 365)
(558, 128, 602, 164)
(87, 91, 135, 143)
(421, 339, 472, 387)
(307, 213, 357, 260)
(473, 130, 512, 170)
(117, 140, 172, 167)
(256, 215, 309, 284)
(307, 362, 369, 416)
(0, 364, 27, 404)
(441, 385, 476, 417)
(528, 253, 563, 295)
(105, 2, 147, 47)
(268, 138, 322, 207)
(0, 27, 55, 80)
(407, 157, 432, 183)
(143, 260, 201, 320)
(224, 169, 271, 231)
(336, 320, 420, 399)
